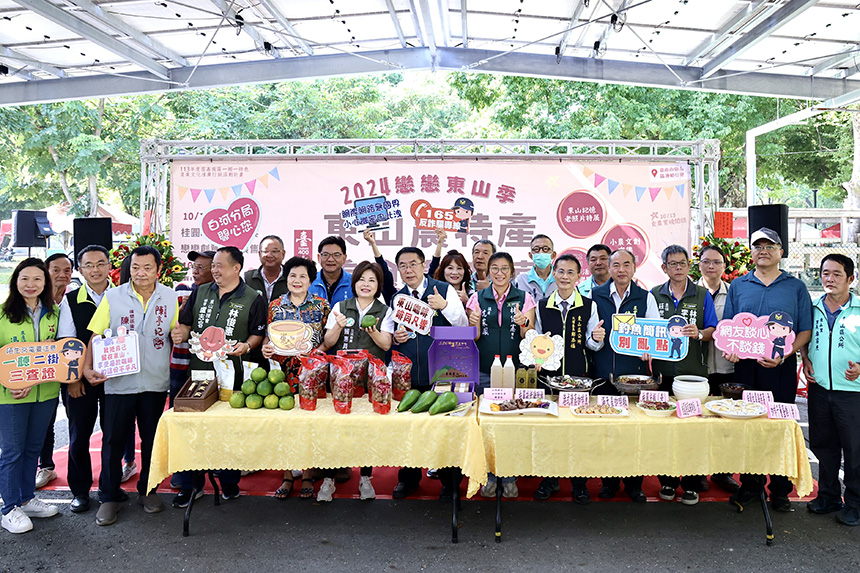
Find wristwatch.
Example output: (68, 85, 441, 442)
(697, 331, 703, 341)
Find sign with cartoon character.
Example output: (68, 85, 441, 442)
(410, 198, 474, 234)
(267, 320, 315, 355)
(609, 313, 690, 361)
(713, 311, 796, 361)
(189, 325, 237, 362)
(0, 338, 88, 390)
(519, 330, 564, 371)
(92, 326, 141, 379)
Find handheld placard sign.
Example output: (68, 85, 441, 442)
(391, 294, 434, 336)
(518, 330, 564, 371)
(609, 314, 689, 361)
(267, 320, 314, 356)
(93, 327, 140, 379)
(0, 337, 88, 389)
(189, 325, 236, 362)
(713, 312, 796, 360)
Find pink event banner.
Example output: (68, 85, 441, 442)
(169, 160, 691, 286)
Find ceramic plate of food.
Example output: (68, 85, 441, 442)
(571, 404, 629, 417)
(705, 399, 767, 419)
(637, 400, 677, 418)
(479, 397, 559, 416)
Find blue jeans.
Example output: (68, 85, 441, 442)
(0, 398, 58, 515)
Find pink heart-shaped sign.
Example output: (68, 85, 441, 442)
(201, 198, 260, 250)
(742, 317, 752, 326)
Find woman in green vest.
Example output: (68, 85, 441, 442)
(0, 258, 61, 534)
(319, 261, 394, 502)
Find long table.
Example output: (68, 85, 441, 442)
(478, 397, 813, 545)
(148, 399, 488, 540)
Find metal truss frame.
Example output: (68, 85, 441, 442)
(140, 138, 721, 242)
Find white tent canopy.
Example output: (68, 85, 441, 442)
(1, 0, 860, 106)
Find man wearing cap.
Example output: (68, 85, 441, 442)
(170, 250, 214, 404)
(800, 253, 860, 526)
(452, 197, 474, 234)
(723, 227, 812, 513)
(56, 244, 112, 513)
(651, 244, 718, 505)
(514, 234, 558, 303)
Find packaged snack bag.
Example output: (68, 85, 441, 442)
(369, 359, 392, 415)
(297, 355, 327, 411)
(390, 351, 413, 401)
(336, 349, 371, 398)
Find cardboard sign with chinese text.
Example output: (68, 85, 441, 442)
(515, 388, 545, 401)
(676, 398, 703, 418)
(639, 390, 670, 403)
(597, 395, 629, 409)
(742, 390, 774, 406)
(559, 391, 589, 408)
(93, 327, 140, 379)
(0, 338, 87, 390)
(484, 387, 513, 401)
(342, 196, 401, 232)
(410, 199, 471, 233)
(609, 314, 689, 361)
(767, 402, 800, 420)
(391, 294, 434, 335)
(713, 312, 796, 360)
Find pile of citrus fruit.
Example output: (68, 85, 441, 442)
(229, 367, 294, 410)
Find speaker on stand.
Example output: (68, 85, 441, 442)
(748, 204, 789, 258)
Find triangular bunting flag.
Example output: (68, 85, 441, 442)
(675, 184, 685, 198)
(219, 187, 229, 200)
(269, 167, 280, 181)
(593, 174, 606, 187)
(649, 187, 662, 201)
(582, 166, 594, 179)
(232, 184, 243, 197)
(177, 186, 188, 200)
(258, 173, 270, 189)
(204, 189, 216, 203)
(622, 184, 633, 197)
(635, 186, 646, 201)
(245, 179, 257, 195)
(607, 180, 620, 194)
(664, 187, 673, 200)
(190, 188, 202, 202)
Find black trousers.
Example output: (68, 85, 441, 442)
(99, 392, 166, 502)
(398, 467, 422, 486)
(38, 402, 58, 470)
(734, 356, 798, 498)
(601, 476, 644, 492)
(61, 380, 105, 497)
(707, 372, 734, 397)
(809, 383, 860, 509)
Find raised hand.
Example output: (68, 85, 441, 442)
(427, 286, 448, 310)
(592, 319, 605, 342)
(846, 360, 860, 382)
(512, 303, 528, 326)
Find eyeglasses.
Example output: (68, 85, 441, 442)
(752, 244, 780, 252)
(80, 262, 109, 271)
(665, 261, 689, 269)
(699, 259, 724, 267)
(554, 269, 579, 277)
(320, 252, 344, 260)
(261, 250, 283, 256)
(398, 262, 422, 271)
(489, 266, 512, 275)
(191, 263, 211, 271)
(531, 246, 553, 254)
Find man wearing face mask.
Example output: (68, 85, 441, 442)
(514, 235, 557, 303)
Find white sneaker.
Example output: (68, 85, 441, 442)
(121, 462, 138, 483)
(358, 476, 376, 500)
(480, 481, 497, 498)
(316, 477, 336, 502)
(1, 507, 33, 534)
(21, 498, 59, 518)
(502, 480, 519, 499)
(34, 468, 57, 489)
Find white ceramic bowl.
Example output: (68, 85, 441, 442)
(674, 375, 709, 384)
(672, 381, 709, 402)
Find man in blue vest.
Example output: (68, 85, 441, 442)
(533, 253, 605, 503)
(578, 244, 611, 299)
(591, 249, 660, 502)
(723, 227, 812, 513)
(514, 234, 557, 302)
(380, 246, 468, 499)
(309, 236, 353, 306)
(801, 253, 860, 526)
(56, 245, 112, 513)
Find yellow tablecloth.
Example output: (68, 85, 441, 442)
(149, 399, 488, 497)
(478, 398, 813, 497)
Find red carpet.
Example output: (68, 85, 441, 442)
(43, 431, 817, 502)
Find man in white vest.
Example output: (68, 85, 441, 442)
(84, 245, 179, 526)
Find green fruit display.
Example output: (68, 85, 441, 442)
(360, 315, 378, 328)
(279, 395, 295, 410)
(228, 392, 246, 409)
(410, 390, 439, 413)
(256, 380, 273, 397)
(250, 367, 268, 383)
(397, 389, 421, 412)
(241, 379, 257, 396)
(274, 382, 291, 397)
(245, 394, 263, 409)
(268, 369, 286, 384)
(263, 394, 280, 409)
(429, 391, 459, 415)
